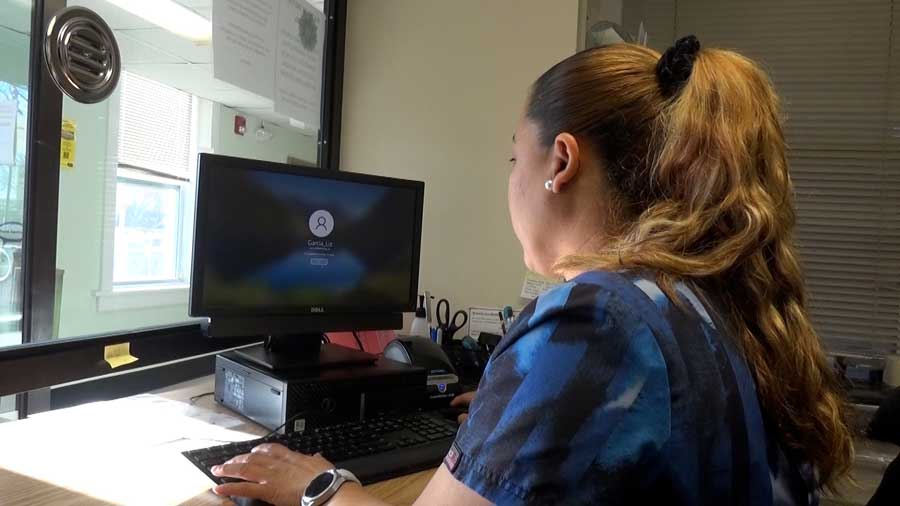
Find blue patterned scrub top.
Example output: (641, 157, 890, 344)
(447, 270, 818, 505)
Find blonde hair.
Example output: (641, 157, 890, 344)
(527, 43, 853, 487)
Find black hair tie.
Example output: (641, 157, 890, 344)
(656, 35, 701, 97)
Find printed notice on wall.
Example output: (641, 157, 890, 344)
(274, 0, 325, 129)
(521, 271, 561, 300)
(212, 0, 277, 99)
(0, 100, 16, 166)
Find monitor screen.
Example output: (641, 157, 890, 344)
(190, 155, 423, 317)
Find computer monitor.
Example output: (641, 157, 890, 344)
(190, 154, 425, 370)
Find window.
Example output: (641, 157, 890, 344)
(113, 178, 183, 284)
(623, 0, 900, 358)
(0, 81, 26, 348)
(113, 72, 195, 287)
(0, 0, 345, 413)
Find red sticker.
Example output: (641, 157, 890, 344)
(444, 442, 462, 473)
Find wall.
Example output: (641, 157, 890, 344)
(213, 105, 318, 165)
(340, 0, 579, 316)
(55, 100, 317, 339)
(588, 0, 623, 26)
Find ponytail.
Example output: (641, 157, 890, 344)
(527, 40, 853, 487)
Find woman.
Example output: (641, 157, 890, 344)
(209, 36, 854, 505)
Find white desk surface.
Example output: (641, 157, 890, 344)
(0, 376, 434, 506)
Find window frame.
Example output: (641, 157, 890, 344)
(95, 82, 200, 311)
(0, 0, 348, 413)
(111, 172, 188, 286)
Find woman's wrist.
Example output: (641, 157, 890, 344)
(326, 482, 385, 506)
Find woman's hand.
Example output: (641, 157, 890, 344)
(450, 391, 476, 424)
(210, 443, 333, 506)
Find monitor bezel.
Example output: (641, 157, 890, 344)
(189, 153, 424, 319)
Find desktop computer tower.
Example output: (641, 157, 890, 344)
(215, 351, 427, 434)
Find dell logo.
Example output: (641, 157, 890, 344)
(320, 397, 337, 413)
(311, 307, 325, 313)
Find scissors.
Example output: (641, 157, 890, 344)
(436, 298, 468, 341)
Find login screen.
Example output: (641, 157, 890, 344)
(199, 165, 419, 312)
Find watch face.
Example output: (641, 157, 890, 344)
(306, 470, 336, 498)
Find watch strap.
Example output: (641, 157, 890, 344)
(335, 469, 361, 487)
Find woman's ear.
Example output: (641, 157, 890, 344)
(548, 132, 581, 193)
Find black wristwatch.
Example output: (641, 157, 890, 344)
(301, 468, 360, 506)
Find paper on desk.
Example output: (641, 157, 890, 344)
(0, 394, 262, 506)
(521, 271, 561, 300)
(469, 306, 519, 338)
(25, 395, 256, 448)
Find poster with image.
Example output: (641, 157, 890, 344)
(274, 0, 325, 129)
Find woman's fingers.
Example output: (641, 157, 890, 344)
(222, 452, 283, 469)
(450, 391, 476, 407)
(212, 481, 270, 501)
(211, 462, 271, 483)
(457, 413, 469, 425)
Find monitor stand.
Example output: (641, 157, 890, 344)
(235, 333, 377, 371)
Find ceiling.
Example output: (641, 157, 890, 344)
(0, 0, 326, 131)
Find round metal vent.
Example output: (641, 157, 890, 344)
(44, 6, 120, 104)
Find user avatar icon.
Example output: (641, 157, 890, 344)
(309, 210, 334, 238)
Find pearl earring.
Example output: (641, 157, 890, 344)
(544, 179, 553, 191)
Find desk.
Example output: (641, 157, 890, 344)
(0, 376, 435, 506)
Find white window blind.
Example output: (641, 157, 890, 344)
(117, 71, 193, 178)
(624, 0, 900, 357)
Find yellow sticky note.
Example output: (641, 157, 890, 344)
(60, 119, 76, 170)
(104, 342, 138, 369)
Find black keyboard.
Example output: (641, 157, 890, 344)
(183, 411, 458, 485)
